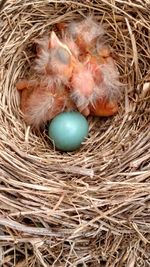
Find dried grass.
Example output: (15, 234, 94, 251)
(0, 0, 150, 266)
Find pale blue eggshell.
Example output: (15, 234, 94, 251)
(48, 111, 89, 151)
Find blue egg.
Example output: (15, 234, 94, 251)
(48, 111, 89, 151)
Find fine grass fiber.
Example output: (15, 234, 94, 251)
(0, 0, 150, 266)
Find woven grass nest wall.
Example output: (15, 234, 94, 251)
(0, 0, 150, 266)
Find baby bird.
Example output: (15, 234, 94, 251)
(16, 31, 77, 129)
(70, 48, 120, 117)
(59, 16, 104, 54)
(16, 78, 65, 129)
(35, 31, 77, 85)
(59, 17, 121, 117)
(88, 45, 120, 116)
(16, 77, 75, 129)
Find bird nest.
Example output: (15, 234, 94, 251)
(0, 1, 150, 266)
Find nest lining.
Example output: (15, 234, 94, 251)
(0, 0, 150, 266)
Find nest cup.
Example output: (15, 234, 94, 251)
(0, 1, 150, 266)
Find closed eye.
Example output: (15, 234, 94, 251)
(54, 47, 71, 65)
